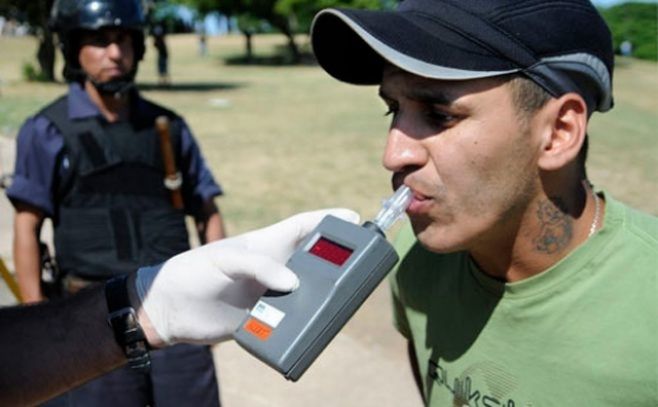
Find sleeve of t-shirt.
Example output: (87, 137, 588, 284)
(5, 115, 63, 216)
(177, 119, 223, 216)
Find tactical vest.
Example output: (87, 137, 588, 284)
(41, 95, 190, 280)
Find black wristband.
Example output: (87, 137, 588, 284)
(105, 274, 151, 374)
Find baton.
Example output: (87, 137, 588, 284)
(155, 116, 184, 209)
(0, 258, 22, 303)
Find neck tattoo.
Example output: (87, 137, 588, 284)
(588, 186, 600, 238)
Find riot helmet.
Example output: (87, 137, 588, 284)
(50, 0, 147, 95)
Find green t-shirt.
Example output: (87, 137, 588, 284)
(390, 193, 658, 406)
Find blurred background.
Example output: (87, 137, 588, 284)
(0, 0, 656, 406)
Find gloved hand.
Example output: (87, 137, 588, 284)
(133, 208, 360, 347)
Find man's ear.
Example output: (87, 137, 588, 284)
(536, 93, 588, 171)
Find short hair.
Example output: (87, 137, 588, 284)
(507, 75, 552, 118)
(506, 75, 588, 171)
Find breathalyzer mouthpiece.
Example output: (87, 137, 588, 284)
(371, 185, 412, 233)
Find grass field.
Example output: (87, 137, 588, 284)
(1, 33, 656, 239)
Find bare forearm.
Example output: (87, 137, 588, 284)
(0, 285, 125, 405)
(202, 212, 225, 242)
(13, 216, 44, 303)
(14, 240, 42, 302)
(196, 200, 225, 244)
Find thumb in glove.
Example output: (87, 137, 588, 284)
(133, 208, 360, 346)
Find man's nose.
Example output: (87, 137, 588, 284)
(382, 125, 428, 173)
(106, 41, 123, 58)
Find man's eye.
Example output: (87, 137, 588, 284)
(426, 110, 456, 127)
(118, 33, 132, 44)
(86, 35, 109, 46)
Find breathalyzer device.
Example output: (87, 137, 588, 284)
(233, 185, 412, 381)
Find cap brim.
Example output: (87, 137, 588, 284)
(311, 8, 521, 85)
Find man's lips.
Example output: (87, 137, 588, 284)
(407, 189, 432, 214)
(391, 174, 433, 215)
(393, 181, 431, 214)
(103, 67, 126, 76)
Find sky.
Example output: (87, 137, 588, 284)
(593, 0, 657, 6)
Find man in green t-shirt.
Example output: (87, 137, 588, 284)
(310, 0, 657, 405)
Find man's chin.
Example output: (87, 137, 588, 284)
(412, 223, 462, 254)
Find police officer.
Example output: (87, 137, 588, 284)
(6, 0, 225, 405)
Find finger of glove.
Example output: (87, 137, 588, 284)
(245, 208, 360, 260)
(218, 250, 300, 292)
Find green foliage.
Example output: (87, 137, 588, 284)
(0, 0, 53, 27)
(179, 0, 390, 34)
(275, 0, 390, 33)
(149, 2, 195, 33)
(176, 0, 391, 63)
(600, 2, 658, 61)
(20, 62, 51, 82)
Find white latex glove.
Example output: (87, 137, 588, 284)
(133, 208, 360, 346)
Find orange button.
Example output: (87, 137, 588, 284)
(244, 318, 273, 340)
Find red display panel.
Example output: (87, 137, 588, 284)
(309, 237, 353, 266)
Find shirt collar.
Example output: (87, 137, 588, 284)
(66, 82, 143, 120)
(67, 82, 102, 120)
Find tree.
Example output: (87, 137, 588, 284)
(599, 2, 658, 61)
(180, 0, 388, 63)
(0, 0, 56, 81)
(273, 0, 383, 62)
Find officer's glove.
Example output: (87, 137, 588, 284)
(133, 208, 360, 346)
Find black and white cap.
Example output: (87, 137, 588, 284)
(311, 0, 614, 112)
